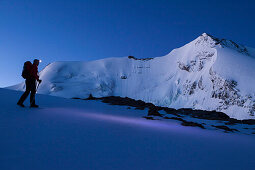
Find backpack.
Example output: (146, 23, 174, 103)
(22, 61, 32, 79)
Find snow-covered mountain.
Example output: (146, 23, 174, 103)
(10, 33, 255, 120)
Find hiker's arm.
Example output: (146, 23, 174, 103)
(31, 67, 40, 81)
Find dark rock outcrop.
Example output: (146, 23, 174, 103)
(212, 125, 239, 132)
(76, 95, 255, 127)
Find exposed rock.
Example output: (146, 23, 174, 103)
(212, 125, 239, 132)
(72, 97, 81, 99)
(163, 108, 182, 117)
(76, 96, 255, 126)
(148, 107, 162, 117)
(164, 117, 184, 121)
(209, 68, 255, 115)
(85, 94, 97, 100)
(120, 75, 127, 79)
(178, 51, 214, 72)
(128, 56, 153, 61)
(242, 119, 255, 125)
(143, 116, 159, 120)
(176, 108, 230, 121)
(164, 116, 205, 129)
(209, 35, 249, 55)
(198, 76, 204, 90)
(181, 121, 205, 129)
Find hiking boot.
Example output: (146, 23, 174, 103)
(30, 104, 39, 108)
(17, 102, 25, 107)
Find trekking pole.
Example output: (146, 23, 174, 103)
(30, 81, 41, 107)
(36, 81, 41, 93)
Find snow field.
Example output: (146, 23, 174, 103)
(1, 88, 255, 170)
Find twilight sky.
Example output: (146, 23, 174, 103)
(0, 0, 254, 87)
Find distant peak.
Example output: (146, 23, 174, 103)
(195, 33, 249, 55)
(201, 33, 210, 37)
(193, 33, 215, 48)
(199, 33, 216, 40)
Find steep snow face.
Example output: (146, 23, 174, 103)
(9, 33, 255, 120)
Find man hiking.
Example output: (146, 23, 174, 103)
(17, 59, 42, 108)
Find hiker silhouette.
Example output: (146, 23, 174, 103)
(17, 59, 42, 108)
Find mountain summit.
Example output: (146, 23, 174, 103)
(9, 33, 255, 120)
(198, 33, 250, 55)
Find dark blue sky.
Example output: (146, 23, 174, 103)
(0, 0, 254, 87)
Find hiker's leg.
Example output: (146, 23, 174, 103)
(30, 80, 37, 105)
(17, 80, 31, 104)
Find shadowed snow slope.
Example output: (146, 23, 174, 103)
(9, 33, 255, 120)
(1, 88, 255, 170)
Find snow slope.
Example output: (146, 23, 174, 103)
(9, 33, 255, 120)
(1, 88, 255, 170)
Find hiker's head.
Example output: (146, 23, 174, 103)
(33, 59, 40, 66)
